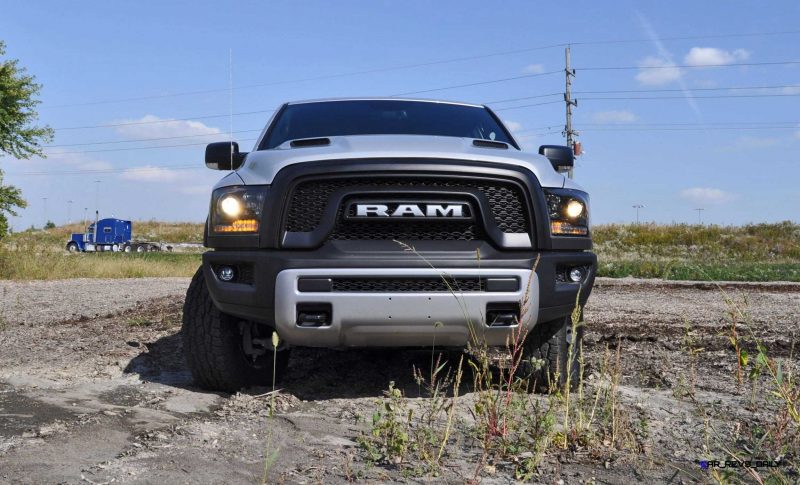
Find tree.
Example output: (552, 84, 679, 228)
(0, 40, 53, 237)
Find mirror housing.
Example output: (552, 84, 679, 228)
(205, 141, 247, 170)
(538, 145, 574, 173)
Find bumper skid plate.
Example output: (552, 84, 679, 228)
(274, 268, 538, 347)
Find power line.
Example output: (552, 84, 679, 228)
(390, 70, 562, 96)
(494, 100, 569, 111)
(41, 29, 800, 108)
(580, 93, 800, 100)
(53, 109, 275, 131)
(7, 164, 201, 177)
(44, 138, 258, 155)
(581, 60, 800, 71)
(578, 126, 798, 132)
(578, 121, 798, 126)
(485, 85, 800, 105)
(52, 73, 567, 131)
(573, 84, 800, 95)
(45, 129, 263, 148)
(484, 92, 563, 104)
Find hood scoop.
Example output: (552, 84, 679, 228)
(472, 139, 509, 149)
(290, 137, 331, 148)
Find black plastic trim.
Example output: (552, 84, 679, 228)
(202, 248, 596, 327)
(253, 159, 553, 250)
(485, 277, 520, 292)
(472, 139, 509, 149)
(298, 278, 333, 292)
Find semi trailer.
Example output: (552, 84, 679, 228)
(66, 216, 164, 253)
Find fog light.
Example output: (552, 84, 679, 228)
(219, 266, 235, 282)
(569, 267, 584, 283)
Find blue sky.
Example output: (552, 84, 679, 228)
(1, 0, 798, 229)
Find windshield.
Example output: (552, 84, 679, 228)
(261, 100, 515, 149)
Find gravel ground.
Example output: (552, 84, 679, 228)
(0, 278, 190, 326)
(0, 277, 798, 484)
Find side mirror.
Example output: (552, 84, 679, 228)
(538, 145, 574, 173)
(205, 141, 248, 170)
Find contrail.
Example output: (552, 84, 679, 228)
(635, 11, 703, 119)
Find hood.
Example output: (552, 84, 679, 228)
(227, 134, 570, 189)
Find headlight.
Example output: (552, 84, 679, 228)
(544, 188, 589, 236)
(211, 186, 268, 233)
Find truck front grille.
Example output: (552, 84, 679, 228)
(284, 177, 529, 239)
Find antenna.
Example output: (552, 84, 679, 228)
(229, 48, 234, 171)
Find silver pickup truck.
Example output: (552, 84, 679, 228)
(183, 98, 596, 391)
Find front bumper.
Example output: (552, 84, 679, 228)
(202, 244, 596, 348)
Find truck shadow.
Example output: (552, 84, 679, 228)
(124, 329, 473, 400)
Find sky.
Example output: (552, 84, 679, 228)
(1, 0, 798, 230)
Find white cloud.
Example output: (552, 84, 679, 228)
(27, 150, 113, 172)
(781, 85, 800, 95)
(504, 120, 523, 132)
(591, 110, 637, 124)
(120, 165, 183, 183)
(523, 64, 545, 74)
(114, 115, 223, 140)
(680, 187, 736, 205)
(635, 56, 683, 85)
(684, 47, 750, 67)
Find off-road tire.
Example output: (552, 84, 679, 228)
(519, 315, 583, 392)
(182, 267, 290, 392)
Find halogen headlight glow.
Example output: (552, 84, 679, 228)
(219, 196, 242, 217)
(211, 186, 268, 234)
(565, 200, 584, 219)
(544, 188, 590, 236)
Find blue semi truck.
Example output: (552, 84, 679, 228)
(66, 217, 163, 253)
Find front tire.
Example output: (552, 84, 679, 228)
(182, 267, 290, 392)
(519, 315, 583, 392)
(66, 242, 79, 253)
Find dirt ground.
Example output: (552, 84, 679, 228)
(0, 277, 798, 484)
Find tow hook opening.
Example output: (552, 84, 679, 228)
(296, 303, 332, 327)
(486, 302, 520, 327)
(239, 321, 284, 362)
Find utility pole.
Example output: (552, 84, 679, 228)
(94, 180, 101, 214)
(42, 197, 48, 225)
(563, 46, 578, 179)
(83, 207, 88, 229)
(67, 200, 73, 224)
(632, 204, 644, 224)
(695, 208, 705, 224)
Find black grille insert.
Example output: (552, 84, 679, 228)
(285, 176, 529, 236)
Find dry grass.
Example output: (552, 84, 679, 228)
(595, 221, 800, 281)
(0, 221, 204, 280)
(0, 247, 200, 280)
(1, 221, 798, 281)
(4, 220, 204, 249)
